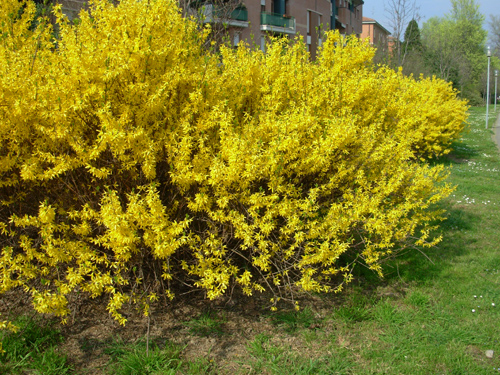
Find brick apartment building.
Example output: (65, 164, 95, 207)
(333, 0, 363, 37)
(360, 16, 391, 53)
(56, 0, 364, 60)
(202, 0, 364, 59)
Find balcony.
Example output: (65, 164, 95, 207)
(260, 12, 296, 34)
(201, 4, 249, 27)
(230, 7, 248, 21)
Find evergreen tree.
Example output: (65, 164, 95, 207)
(403, 19, 422, 53)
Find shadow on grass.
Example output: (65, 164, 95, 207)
(382, 204, 477, 286)
(342, 199, 478, 294)
(446, 140, 480, 161)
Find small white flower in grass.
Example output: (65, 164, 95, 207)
(480, 295, 483, 298)
(474, 295, 477, 298)
(493, 303, 496, 307)
(472, 309, 476, 313)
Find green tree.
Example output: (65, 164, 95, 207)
(422, 18, 461, 81)
(422, 0, 487, 104)
(450, 0, 487, 94)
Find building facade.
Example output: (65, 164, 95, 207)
(333, 0, 363, 37)
(361, 16, 391, 53)
(57, 0, 364, 59)
(204, 0, 363, 59)
(225, 0, 334, 60)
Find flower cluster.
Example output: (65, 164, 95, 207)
(0, 0, 468, 324)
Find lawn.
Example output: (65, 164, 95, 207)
(1, 107, 500, 374)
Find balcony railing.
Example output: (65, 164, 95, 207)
(201, 4, 249, 26)
(260, 12, 296, 33)
(230, 8, 248, 21)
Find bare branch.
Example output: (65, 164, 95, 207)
(384, 0, 420, 66)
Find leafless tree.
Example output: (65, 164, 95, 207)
(384, 0, 420, 67)
(489, 15, 500, 58)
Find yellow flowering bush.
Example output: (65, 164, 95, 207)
(0, 0, 467, 324)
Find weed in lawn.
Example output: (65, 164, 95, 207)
(103, 336, 129, 360)
(30, 346, 72, 375)
(107, 348, 180, 375)
(184, 310, 225, 337)
(78, 336, 110, 356)
(301, 329, 322, 344)
(270, 307, 320, 332)
(246, 333, 289, 372)
(333, 293, 372, 323)
(0, 316, 63, 361)
(246, 333, 353, 374)
(334, 304, 371, 323)
(371, 300, 408, 325)
(0, 316, 71, 375)
(105, 339, 183, 375)
(103, 336, 219, 375)
(182, 357, 216, 374)
(267, 356, 352, 375)
(246, 333, 276, 359)
(405, 290, 431, 308)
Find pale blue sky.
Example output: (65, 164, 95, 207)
(363, 0, 499, 32)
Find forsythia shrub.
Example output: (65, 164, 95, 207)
(0, 0, 467, 324)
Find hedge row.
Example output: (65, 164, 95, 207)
(0, 0, 468, 325)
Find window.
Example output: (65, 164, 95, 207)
(307, 11, 310, 34)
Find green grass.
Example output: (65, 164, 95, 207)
(245, 333, 352, 374)
(0, 316, 72, 375)
(183, 309, 226, 337)
(104, 337, 183, 375)
(270, 307, 320, 332)
(103, 336, 215, 375)
(333, 290, 373, 323)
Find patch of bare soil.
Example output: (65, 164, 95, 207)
(1, 278, 403, 374)
(466, 345, 494, 368)
(0, 287, 344, 374)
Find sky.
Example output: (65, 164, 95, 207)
(363, 0, 500, 32)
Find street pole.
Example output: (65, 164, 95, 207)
(486, 46, 491, 129)
(495, 70, 498, 112)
